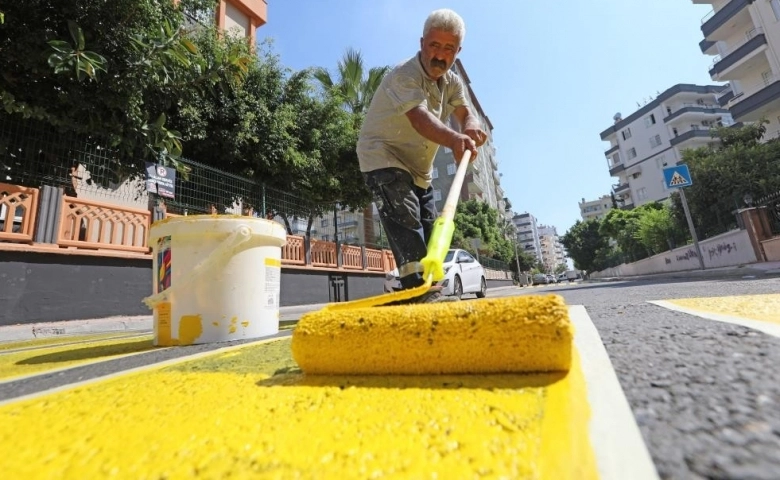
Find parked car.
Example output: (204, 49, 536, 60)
(532, 273, 549, 285)
(383, 249, 487, 299)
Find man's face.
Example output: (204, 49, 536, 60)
(419, 28, 461, 79)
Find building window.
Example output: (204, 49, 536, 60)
(611, 152, 621, 165)
(431, 167, 439, 179)
(621, 128, 632, 140)
(637, 188, 647, 201)
(650, 134, 662, 148)
(772, 0, 780, 21)
(447, 163, 456, 175)
(656, 155, 668, 168)
(645, 114, 656, 127)
(627, 147, 637, 159)
(433, 189, 442, 202)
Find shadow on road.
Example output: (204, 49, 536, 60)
(17, 339, 154, 365)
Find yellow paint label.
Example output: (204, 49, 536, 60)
(264, 256, 281, 309)
(155, 303, 172, 346)
(264, 257, 281, 267)
(178, 315, 203, 346)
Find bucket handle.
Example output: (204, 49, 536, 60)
(142, 224, 253, 309)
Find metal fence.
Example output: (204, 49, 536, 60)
(0, 115, 389, 249)
(757, 190, 780, 235)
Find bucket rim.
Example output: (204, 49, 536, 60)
(149, 215, 287, 244)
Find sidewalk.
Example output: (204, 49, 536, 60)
(587, 261, 780, 283)
(0, 286, 522, 342)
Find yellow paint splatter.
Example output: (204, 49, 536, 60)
(668, 294, 780, 324)
(228, 317, 238, 334)
(212, 322, 219, 327)
(178, 315, 203, 345)
(0, 338, 598, 479)
(241, 321, 249, 328)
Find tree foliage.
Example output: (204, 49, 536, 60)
(560, 219, 610, 273)
(671, 120, 780, 238)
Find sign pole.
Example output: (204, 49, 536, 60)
(679, 188, 706, 270)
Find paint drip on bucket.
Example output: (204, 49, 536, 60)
(143, 216, 287, 346)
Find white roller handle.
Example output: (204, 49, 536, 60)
(142, 225, 253, 309)
(441, 150, 472, 222)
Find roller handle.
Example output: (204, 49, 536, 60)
(420, 150, 472, 282)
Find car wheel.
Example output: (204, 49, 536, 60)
(453, 275, 463, 300)
(476, 277, 487, 298)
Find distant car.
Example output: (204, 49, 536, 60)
(532, 273, 549, 285)
(383, 248, 487, 299)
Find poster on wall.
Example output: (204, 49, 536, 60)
(145, 162, 176, 199)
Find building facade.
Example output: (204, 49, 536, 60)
(512, 212, 542, 263)
(600, 84, 733, 208)
(182, 0, 267, 45)
(579, 195, 614, 221)
(538, 225, 566, 273)
(431, 60, 511, 224)
(694, 0, 780, 140)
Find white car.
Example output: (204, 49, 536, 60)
(383, 249, 487, 300)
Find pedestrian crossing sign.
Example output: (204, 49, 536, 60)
(663, 164, 693, 189)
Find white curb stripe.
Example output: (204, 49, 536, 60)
(648, 300, 780, 338)
(570, 305, 660, 480)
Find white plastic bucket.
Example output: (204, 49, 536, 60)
(143, 215, 287, 346)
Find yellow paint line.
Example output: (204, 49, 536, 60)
(0, 335, 599, 478)
(663, 294, 780, 324)
(0, 335, 155, 381)
(649, 298, 780, 339)
(0, 331, 149, 353)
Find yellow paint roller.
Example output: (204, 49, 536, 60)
(291, 294, 573, 375)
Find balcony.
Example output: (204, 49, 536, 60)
(728, 74, 780, 122)
(663, 104, 730, 123)
(669, 128, 714, 147)
(613, 183, 630, 194)
(609, 161, 625, 176)
(700, 0, 751, 40)
(604, 144, 619, 157)
(699, 38, 717, 55)
(716, 84, 734, 106)
(709, 28, 767, 80)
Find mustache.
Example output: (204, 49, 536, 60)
(430, 58, 447, 69)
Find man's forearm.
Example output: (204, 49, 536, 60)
(405, 107, 460, 147)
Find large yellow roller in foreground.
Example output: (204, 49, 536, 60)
(291, 294, 573, 375)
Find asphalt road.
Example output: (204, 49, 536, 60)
(3, 277, 779, 479)
(505, 277, 780, 480)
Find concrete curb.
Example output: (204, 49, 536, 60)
(586, 264, 780, 283)
(0, 286, 524, 343)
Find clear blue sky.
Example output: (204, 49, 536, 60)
(258, 0, 718, 235)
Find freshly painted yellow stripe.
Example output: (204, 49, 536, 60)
(0, 337, 597, 479)
(0, 331, 147, 352)
(667, 294, 780, 324)
(0, 335, 154, 380)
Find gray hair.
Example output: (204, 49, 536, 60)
(423, 9, 465, 41)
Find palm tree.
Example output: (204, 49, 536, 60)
(312, 47, 390, 115)
(313, 48, 391, 248)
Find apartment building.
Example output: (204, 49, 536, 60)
(579, 195, 614, 221)
(538, 225, 566, 274)
(600, 84, 734, 209)
(181, 0, 267, 45)
(512, 212, 542, 263)
(431, 60, 511, 224)
(694, 0, 780, 140)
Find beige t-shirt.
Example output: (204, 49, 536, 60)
(357, 53, 468, 189)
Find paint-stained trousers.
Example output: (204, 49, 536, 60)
(363, 167, 436, 290)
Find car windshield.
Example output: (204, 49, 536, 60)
(444, 250, 455, 263)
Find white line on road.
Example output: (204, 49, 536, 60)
(648, 300, 780, 338)
(570, 305, 660, 480)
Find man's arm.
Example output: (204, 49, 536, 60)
(452, 105, 486, 147)
(405, 106, 477, 162)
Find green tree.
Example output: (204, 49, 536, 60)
(0, 0, 249, 186)
(560, 219, 610, 273)
(312, 48, 390, 116)
(599, 208, 648, 262)
(452, 200, 515, 262)
(670, 120, 780, 238)
(634, 204, 686, 254)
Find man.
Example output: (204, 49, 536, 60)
(357, 8, 487, 303)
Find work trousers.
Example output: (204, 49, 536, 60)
(363, 168, 436, 290)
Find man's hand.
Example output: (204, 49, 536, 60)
(450, 133, 478, 164)
(463, 123, 487, 147)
